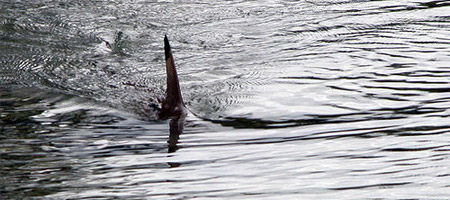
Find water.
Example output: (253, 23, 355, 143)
(1, 0, 450, 199)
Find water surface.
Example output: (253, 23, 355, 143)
(1, 0, 450, 199)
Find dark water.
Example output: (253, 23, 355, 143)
(1, 0, 450, 199)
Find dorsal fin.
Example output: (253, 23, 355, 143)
(158, 35, 185, 120)
(164, 35, 183, 106)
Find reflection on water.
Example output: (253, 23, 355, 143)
(1, 0, 450, 199)
(168, 117, 183, 153)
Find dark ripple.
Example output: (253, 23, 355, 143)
(328, 182, 412, 191)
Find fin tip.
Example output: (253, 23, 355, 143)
(164, 35, 171, 60)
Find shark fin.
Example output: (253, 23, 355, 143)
(158, 35, 185, 120)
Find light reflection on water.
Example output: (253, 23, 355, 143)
(1, 0, 450, 199)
